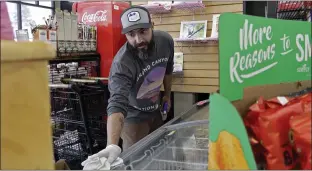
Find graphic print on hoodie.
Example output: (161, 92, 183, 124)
(134, 59, 168, 112)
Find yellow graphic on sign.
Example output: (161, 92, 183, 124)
(208, 131, 249, 170)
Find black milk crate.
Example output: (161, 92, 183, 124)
(50, 80, 109, 169)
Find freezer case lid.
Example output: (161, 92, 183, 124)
(113, 101, 210, 170)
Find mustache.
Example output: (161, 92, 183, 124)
(135, 42, 148, 48)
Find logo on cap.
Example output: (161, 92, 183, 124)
(127, 11, 140, 22)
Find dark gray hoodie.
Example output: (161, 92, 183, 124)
(107, 30, 174, 123)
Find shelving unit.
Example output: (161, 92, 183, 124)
(48, 54, 101, 84)
(150, 1, 243, 94)
(142, 2, 216, 49)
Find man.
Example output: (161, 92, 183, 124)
(88, 6, 174, 164)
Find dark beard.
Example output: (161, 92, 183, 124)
(128, 36, 155, 60)
(137, 48, 149, 60)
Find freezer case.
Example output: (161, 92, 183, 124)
(112, 100, 209, 170)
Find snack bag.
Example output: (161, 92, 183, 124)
(244, 96, 291, 168)
(289, 113, 312, 170)
(244, 96, 293, 139)
(249, 136, 268, 169)
(258, 98, 306, 169)
(244, 94, 311, 170)
(297, 93, 312, 113)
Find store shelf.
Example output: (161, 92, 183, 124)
(174, 37, 218, 43)
(172, 1, 205, 12)
(48, 53, 101, 84)
(50, 53, 100, 64)
(277, 1, 312, 21)
(141, 4, 171, 15)
(174, 37, 218, 50)
(141, 1, 205, 15)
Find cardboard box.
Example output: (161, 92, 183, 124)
(232, 81, 311, 117)
(33, 29, 48, 41)
(1, 41, 55, 169)
(48, 29, 57, 50)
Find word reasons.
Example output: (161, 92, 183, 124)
(231, 19, 276, 83)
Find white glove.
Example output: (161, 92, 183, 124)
(85, 144, 122, 165)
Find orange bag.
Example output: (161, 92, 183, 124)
(244, 96, 292, 169)
(249, 136, 268, 169)
(298, 93, 312, 113)
(244, 96, 292, 139)
(258, 94, 311, 170)
(289, 113, 312, 170)
(244, 93, 311, 170)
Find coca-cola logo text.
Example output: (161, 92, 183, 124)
(81, 10, 107, 23)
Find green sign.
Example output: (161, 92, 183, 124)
(219, 13, 312, 101)
(209, 93, 257, 169)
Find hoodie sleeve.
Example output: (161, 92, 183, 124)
(107, 61, 134, 118)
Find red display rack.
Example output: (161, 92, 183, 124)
(277, 1, 312, 21)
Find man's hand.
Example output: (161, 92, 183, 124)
(161, 95, 171, 113)
(82, 144, 121, 165)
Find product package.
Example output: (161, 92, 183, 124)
(244, 96, 293, 169)
(244, 96, 295, 141)
(63, 10, 72, 52)
(55, 9, 65, 53)
(289, 113, 312, 170)
(244, 93, 311, 170)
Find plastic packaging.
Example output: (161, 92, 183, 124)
(244, 93, 311, 169)
(289, 113, 312, 170)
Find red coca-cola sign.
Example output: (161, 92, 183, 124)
(81, 10, 108, 23)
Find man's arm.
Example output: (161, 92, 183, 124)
(163, 35, 174, 97)
(107, 62, 133, 146)
(163, 75, 172, 97)
(107, 112, 124, 145)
